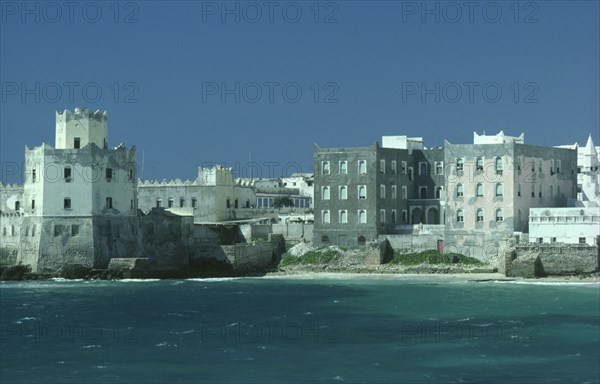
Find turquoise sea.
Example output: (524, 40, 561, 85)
(0, 275, 599, 384)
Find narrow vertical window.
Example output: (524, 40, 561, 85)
(74, 137, 81, 149)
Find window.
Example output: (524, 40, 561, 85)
(402, 186, 407, 199)
(476, 208, 484, 222)
(419, 186, 427, 199)
(408, 167, 414, 181)
(518, 184, 521, 197)
(226, 199, 231, 208)
(380, 209, 386, 224)
(54, 225, 63, 237)
(495, 183, 503, 197)
(550, 185, 554, 198)
(391, 210, 397, 224)
(32, 225, 36, 237)
(457, 209, 464, 222)
(168, 198, 174, 208)
(495, 157, 503, 175)
(71, 225, 79, 236)
(339, 186, 348, 200)
(402, 161, 407, 175)
(435, 162, 443, 175)
(74, 137, 80, 149)
(456, 183, 464, 197)
(531, 184, 535, 198)
(156, 198, 162, 208)
(64, 198, 71, 209)
(496, 209, 503, 222)
(15, 201, 20, 211)
(129, 168, 134, 181)
(106, 168, 113, 181)
(131, 199, 134, 210)
(380, 159, 385, 174)
(339, 161, 347, 174)
(358, 186, 367, 199)
(64, 166, 72, 182)
(435, 187, 442, 199)
(456, 158, 464, 172)
(31, 199, 35, 210)
(475, 157, 484, 171)
(402, 210, 407, 223)
(180, 198, 185, 208)
(551, 237, 556, 243)
(358, 160, 367, 174)
(322, 210, 330, 224)
(476, 183, 484, 197)
(391, 160, 397, 174)
(106, 197, 113, 209)
(322, 186, 331, 200)
(191, 198, 197, 208)
(579, 237, 586, 244)
(339, 210, 348, 224)
(322, 161, 330, 175)
(537, 238, 543, 244)
(321, 235, 329, 243)
(380, 185, 386, 199)
(419, 162, 427, 176)
(391, 185, 397, 199)
(550, 159, 555, 174)
(358, 210, 367, 223)
(32, 169, 36, 182)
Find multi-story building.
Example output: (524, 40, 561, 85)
(0, 108, 139, 272)
(313, 131, 578, 260)
(137, 165, 257, 223)
(313, 136, 445, 248)
(529, 135, 600, 245)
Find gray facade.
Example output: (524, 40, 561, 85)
(313, 133, 578, 262)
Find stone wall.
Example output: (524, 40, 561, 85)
(501, 236, 599, 277)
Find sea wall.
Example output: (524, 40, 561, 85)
(501, 236, 600, 277)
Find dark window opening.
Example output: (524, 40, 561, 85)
(106, 197, 113, 209)
(106, 168, 113, 181)
(64, 167, 72, 182)
(64, 198, 71, 209)
(71, 225, 79, 236)
(74, 137, 81, 149)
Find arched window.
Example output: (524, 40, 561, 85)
(456, 158, 464, 171)
(456, 184, 464, 197)
(322, 210, 330, 224)
(496, 209, 504, 222)
(456, 209, 464, 222)
(358, 210, 367, 223)
(495, 157, 503, 174)
(358, 185, 367, 199)
(495, 183, 503, 197)
(322, 186, 330, 200)
(476, 208, 484, 222)
(339, 210, 347, 223)
(476, 183, 484, 197)
(475, 157, 484, 171)
(339, 186, 347, 200)
(358, 160, 367, 174)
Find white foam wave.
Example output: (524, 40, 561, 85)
(118, 279, 161, 283)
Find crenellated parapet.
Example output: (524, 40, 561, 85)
(0, 183, 24, 190)
(138, 178, 197, 187)
(56, 107, 108, 122)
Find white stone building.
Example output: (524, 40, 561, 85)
(137, 165, 257, 223)
(0, 108, 139, 272)
(529, 135, 600, 245)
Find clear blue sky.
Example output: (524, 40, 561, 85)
(1, 0, 598, 183)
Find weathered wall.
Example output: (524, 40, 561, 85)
(501, 237, 599, 277)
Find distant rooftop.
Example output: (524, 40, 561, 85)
(473, 131, 525, 145)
